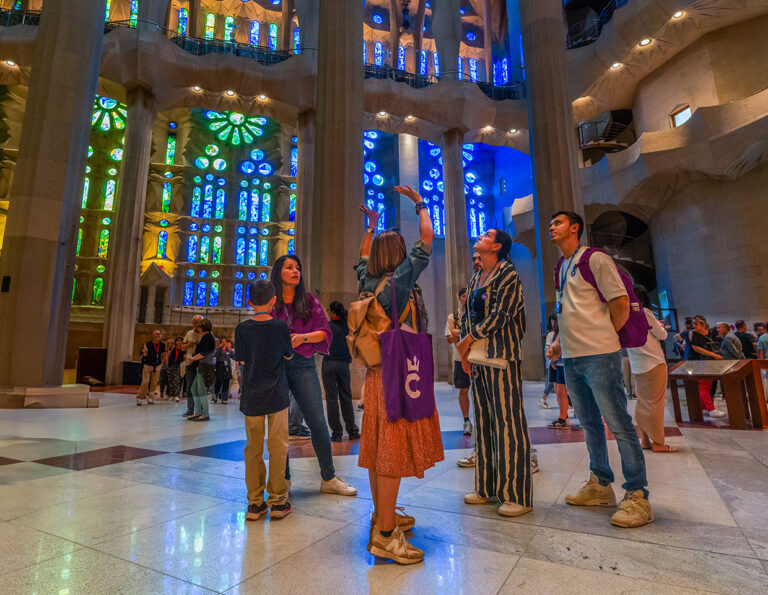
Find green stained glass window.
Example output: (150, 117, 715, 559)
(110, 148, 123, 161)
(101, 217, 111, 225)
(72, 278, 76, 303)
(162, 182, 172, 213)
(104, 179, 116, 210)
(191, 187, 201, 217)
(205, 111, 264, 146)
(224, 16, 235, 41)
(200, 236, 210, 263)
(261, 193, 271, 222)
(165, 133, 176, 165)
(92, 277, 104, 305)
(213, 236, 222, 263)
(203, 185, 213, 218)
(130, 0, 138, 27)
(215, 189, 225, 218)
(81, 177, 90, 209)
(268, 23, 278, 50)
(205, 13, 215, 40)
(76, 228, 83, 256)
(96, 264, 106, 273)
(157, 231, 168, 259)
(98, 228, 110, 258)
(105, 0, 112, 21)
(92, 96, 126, 131)
(177, 8, 188, 35)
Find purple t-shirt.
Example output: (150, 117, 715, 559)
(272, 292, 332, 358)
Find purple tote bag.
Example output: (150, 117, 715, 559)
(380, 278, 436, 423)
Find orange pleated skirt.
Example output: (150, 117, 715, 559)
(358, 367, 444, 479)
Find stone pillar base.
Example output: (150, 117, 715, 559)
(0, 384, 97, 409)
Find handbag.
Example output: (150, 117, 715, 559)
(380, 278, 436, 423)
(468, 338, 509, 370)
(199, 362, 216, 387)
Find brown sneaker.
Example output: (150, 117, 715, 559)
(368, 507, 416, 552)
(611, 490, 654, 528)
(369, 525, 424, 565)
(565, 473, 617, 507)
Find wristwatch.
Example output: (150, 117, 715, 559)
(414, 201, 426, 214)
(303, 334, 308, 343)
(366, 226, 376, 234)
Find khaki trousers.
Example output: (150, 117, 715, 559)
(137, 365, 160, 400)
(244, 408, 289, 507)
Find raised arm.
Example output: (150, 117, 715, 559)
(395, 185, 434, 246)
(358, 205, 380, 259)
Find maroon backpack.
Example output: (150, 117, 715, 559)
(554, 247, 650, 349)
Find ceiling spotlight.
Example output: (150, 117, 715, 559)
(257, 94, 267, 101)
(405, 114, 415, 120)
(378, 111, 388, 117)
(192, 85, 201, 91)
(673, 10, 684, 18)
(611, 62, 622, 69)
(639, 38, 652, 46)
(508, 128, 518, 134)
(483, 125, 493, 132)
(5, 60, 15, 66)
(225, 90, 235, 96)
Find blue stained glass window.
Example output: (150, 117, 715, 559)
(209, 282, 219, 306)
(238, 190, 248, 220)
(129, 0, 138, 27)
(200, 236, 210, 263)
(259, 239, 269, 266)
(293, 27, 300, 54)
(258, 162, 272, 176)
(236, 237, 246, 265)
(261, 193, 271, 222)
(250, 20, 260, 45)
(374, 41, 383, 66)
(162, 182, 172, 213)
(196, 282, 206, 307)
(289, 193, 296, 222)
(501, 57, 509, 84)
(233, 283, 244, 308)
(493, 61, 499, 85)
(215, 189, 225, 218)
(290, 146, 298, 177)
(268, 23, 278, 50)
(177, 8, 188, 36)
(187, 235, 198, 262)
(433, 52, 440, 77)
(250, 190, 260, 222)
(469, 58, 478, 82)
(184, 281, 194, 306)
(288, 239, 295, 255)
(363, 40, 367, 63)
(203, 185, 213, 218)
(458, 56, 463, 80)
(479, 211, 487, 235)
(397, 45, 406, 70)
(157, 231, 167, 259)
(372, 13, 383, 25)
(419, 50, 428, 75)
(469, 208, 478, 238)
(248, 238, 258, 266)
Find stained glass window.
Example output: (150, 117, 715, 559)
(213, 236, 222, 263)
(203, 185, 213, 218)
(204, 13, 215, 40)
(259, 239, 269, 266)
(374, 42, 383, 66)
(501, 57, 509, 84)
(288, 239, 295, 255)
(215, 189, 225, 219)
(209, 282, 219, 306)
(290, 146, 298, 177)
(469, 58, 478, 82)
(224, 16, 235, 41)
(205, 111, 265, 145)
(92, 277, 104, 305)
(250, 190, 260, 222)
(479, 211, 487, 235)
(250, 21, 260, 45)
(469, 208, 478, 238)
(187, 235, 197, 262)
(129, 0, 138, 27)
(184, 281, 194, 306)
(177, 8, 188, 36)
(165, 133, 176, 165)
(233, 283, 244, 308)
(92, 96, 127, 131)
(363, 40, 367, 63)
(289, 193, 297, 222)
(157, 231, 168, 259)
(236, 237, 246, 265)
(71, 279, 76, 303)
(397, 45, 406, 70)
(419, 50, 427, 75)
(458, 56, 463, 80)
(76, 228, 83, 256)
(268, 23, 278, 50)
(293, 27, 300, 54)
(247, 237, 258, 266)
(98, 228, 110, 258)
(238, 191, 248, 220)
(191, 187, 201, 217)
(196, 282, 206, 307)
(81, 177, 90, 209)
(200, 236, 210, 263)
(104, 0, 112, 21)
(104, 179, 116, 210)
(161, 183, 172, 213)
(433, 52, 440, 77)
(261, 193, 271, 222)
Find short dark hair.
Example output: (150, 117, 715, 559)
(458, 287, 467, 298)
(735, 320, 746, 330)
(551, 210, 584, 239)
(755, 322, 766, 332)
(248, 280, 276, 307)
(491, 229, 512, 261)
(633, 284, 651, 309)
(200, 318, 213, 333)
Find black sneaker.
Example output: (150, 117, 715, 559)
(270, 501, 292, 519)
(548, 418, 569, 430)
(289, 427, 312, 441)
(246, 502, 268, 521)
(348, 432, 361, 440)
(331, 433, 343, 442)
(182, 412, 195, 417)
(357, 404, 364, 412)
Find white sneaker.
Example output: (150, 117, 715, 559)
(709, 409, 727, 419)
(320, 476, 357, 496)
(462, 420, 473, 435)
(531, 455, 540, 474)
(538, 397, 550, 409)
(457, 453, 476, 468)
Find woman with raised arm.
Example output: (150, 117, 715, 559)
(356, 185, 444, 566)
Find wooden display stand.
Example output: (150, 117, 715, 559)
(669, 360, 768, 430)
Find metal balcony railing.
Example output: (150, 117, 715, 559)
(578, 120, 635, 149)
(0, 7, 41, 27)
(566, 0, 627, 50)
(589, 231, 654, 267)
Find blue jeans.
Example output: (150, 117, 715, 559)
(286, 355, 335, 481)
(190, 371, 210, 418)
(564, 351, 648, 494)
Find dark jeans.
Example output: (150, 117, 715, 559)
(286, 354, 335, 481)
(321, 358, 359, 436)
(184, 371, 194, 414)
(214, 377, 230, 401)
(564, 351, 648, 495)
(288, 394, 307, 433)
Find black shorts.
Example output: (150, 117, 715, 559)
(555, 365, 566, 385)
(453, 360, 471, 389)
(547, 365, 557, 384)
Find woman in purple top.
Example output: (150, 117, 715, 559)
(270, 254, 357, 497)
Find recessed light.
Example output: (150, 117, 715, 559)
(377, 111, 388, 117)
(192, 85, 201, 91)
(257, 94, 268, 101)
(484, 125, 493, 132)
(508, 128, 518, 134)
(639, 38, 652, 46)
(405, 115, 414, 120)
(673, 10, 684, 18)
(5, 60, 15, 66)
(225, 90, 235, 96)
(611, 62, 622, 69)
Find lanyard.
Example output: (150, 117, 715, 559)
(478, 259, 501, 289)
(559, 245, 582, 294)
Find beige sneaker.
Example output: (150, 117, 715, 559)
(611, 490, 654, 528)
(320, 476, 357, 496)
(464, 491, 491, 505)
(565, 473, 617, 507)
(369, 525, 424, 565)
(498, 501, 533, 517)
(457, 453, 476, 468)
(368, 506, 416, 552)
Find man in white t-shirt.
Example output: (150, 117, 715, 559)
(547, 211, 652, 528)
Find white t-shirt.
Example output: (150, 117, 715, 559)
(184, 328, 202, 363)
(627, 308, 668, 374)
(556, 247, 627, 358)
(445, 311, 463, 362)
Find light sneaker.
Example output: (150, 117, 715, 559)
(174, 396, 180, 402)
(611, 490, 654, 528)
(320, 476, 357, 496)
(147, 399, 154, 405)
(457, 453, 476, 468)
(565, 473, 617, 507)
(464, 491, 491, 505)
(369, 506, 416, 551)
(369, 525, 424, 565)
(531, 455, 540, 474)
(538, 397, 551, 409)
(498, 501, 533, 517)
(136, 399, 142, 406)
(463, 419, 473, 436)
(709, 409, 727, 419)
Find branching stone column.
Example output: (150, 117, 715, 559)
(432, 0, 461, 79)
(294, 110, 315, 276)
(138, 0, 169, 29)
(519, 0, 583, 325)
(309, 0, 363, 305)
(441, 129, 471, 310)
(0, 1, 106, 404)
(103, 87, 157, 384)
(294, 0, 319, 64)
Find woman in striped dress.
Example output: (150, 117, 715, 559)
(457, 228, 533, 517)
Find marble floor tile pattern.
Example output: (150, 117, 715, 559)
(1, 382, 767, 593)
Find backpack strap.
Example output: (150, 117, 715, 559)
(574, 247, 608, 303)
(553, 256, 565, 291)
(373, 275, 390, 297)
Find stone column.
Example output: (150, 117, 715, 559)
(103, 87, 157, 384)
(294, 0, 319, 63)
(138, 0, 169, 30)
(188, 0, 200, 37)
(432, 0, 461, 80)
(294, 110, 314, 274)
(483, 0, 494, 81)
(162, 286, 171, 324)
(388, 0, 401, 67)
(308, 0, 363, 305)
(280, 0, 294, 51)
(519, 0, 583, 326)
(412, 0, 427, 69)
(0, 1, 106, 399)
(441, 129, 472, 308)
(144, 285, 157, 324)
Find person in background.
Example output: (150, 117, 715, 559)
(758, 324, 768, 359)
(321, 301, 360, 442)
(680, 317, 694, 359)
(181, 315, 203, 417)
(166, 337, 185, 402)
(717, 323, 744, 360)
(546, 315, 574, 431)
(158, 339, 174, 400)
(445, 288, 472, 435)
(188, 318, 216, 422)
(627, 286, 675, 453)
(539, 313, 557, 410)
(213, 337, 233, 404)
(754, 322, 766, 339)
(137, 329, 166, 406)
(734, 320, 757, 359)
(688, 315, 727, 419)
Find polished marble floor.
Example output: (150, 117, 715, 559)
(2, 380, 768, 594)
